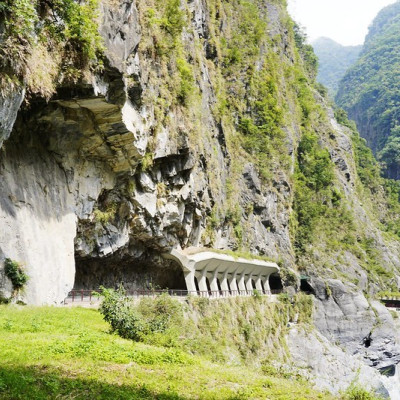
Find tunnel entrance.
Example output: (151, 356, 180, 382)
(300, 276, 314, 294)
(269, 273, 283, 292)
(74, 255, 186, 292)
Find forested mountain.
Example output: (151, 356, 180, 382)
(312, 37, 361, 96)
(336, 1, 400, 179)
(1, 0, 400, 397)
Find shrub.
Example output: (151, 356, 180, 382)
(4, 258, 28, 291)
(93, 202, 117, 225)
(159, 0, 185, 38)
(343, 384, 381, 400)
(99, 287, 145, 341)
(278, 292, 290, 304)
(176, 57, 194, 104)
(98, 288, 183, 342)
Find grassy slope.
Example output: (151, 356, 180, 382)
(0, 305, 334, 400)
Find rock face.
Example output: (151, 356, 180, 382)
(288, 328, 393, 397)
(312, 278, 400, 371)
(0, 88, 24, 148)
(0, 1, 397, 290)
(0, 0, 300, 304)
(289, 278, 400, 397)
(1, 1, 400, 396)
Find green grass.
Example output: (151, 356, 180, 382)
(0, 305, 335, 400)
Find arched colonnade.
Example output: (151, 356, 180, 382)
(166, 248, 280, 297)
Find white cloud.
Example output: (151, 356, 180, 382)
(287, 0, 398, 45)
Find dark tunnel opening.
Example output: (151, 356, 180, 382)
(300, 278, 314, 294)
(74, 255, 186, 292)
(269, 273, 283, 291)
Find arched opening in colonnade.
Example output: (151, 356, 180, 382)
(205, 277, 212, 292)
(194, 277, 200, 292)
(164, 248, 280, 297)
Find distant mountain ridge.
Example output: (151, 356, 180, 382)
(336, 1, 400, 179)
(312, 37, 362, 96)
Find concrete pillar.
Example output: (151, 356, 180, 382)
(184, 271, 197, 296)
(255, 275, 264, 293)
(197, 270, 209, 297)
(245, 273, 254, 295)
(228, 272, 239, 296)
(219, 271, 229, 297)
(209, 270, 219, 298)
(237, 272, 247, 295)
(263, 275, 271, 294)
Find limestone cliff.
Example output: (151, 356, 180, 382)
(1, 0, 400, 396)
(1, 0, 300, 303)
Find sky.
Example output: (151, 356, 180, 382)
(287, 0, 398, 46)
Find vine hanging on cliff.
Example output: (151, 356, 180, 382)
(4, 258, 28, 291)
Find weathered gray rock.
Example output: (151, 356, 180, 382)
(100, 0, 141, 73)
(0, 89, 24, 148)
(288, 327, 393, 397)
(0, 266, 12, 300)
(310, 278, 400, 371)
(0, 135, 77, 304)
(288, 278, 400, 396)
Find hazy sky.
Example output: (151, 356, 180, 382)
(287, 0, 398, 46)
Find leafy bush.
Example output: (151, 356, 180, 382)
(99, 288, 183, 342)
(159, 0, 185, 38)
(4, 258, 28, 290)
(93, 202, 117, 225)
(343, 384, 381, 400)
(99, 287, 146, 341)
(176, 57, 194, 104)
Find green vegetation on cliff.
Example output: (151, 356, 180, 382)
(0, 0, 103, 98)
(336, 1, 400, 179)
(335, 108, 400, 240)
(98, 289, 313, 362)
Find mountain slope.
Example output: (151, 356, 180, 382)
(312, 37, 361, 96)
(1, 0, 400, 395)
(336, 1, 400, 179)
(0, 0, 398, 302)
